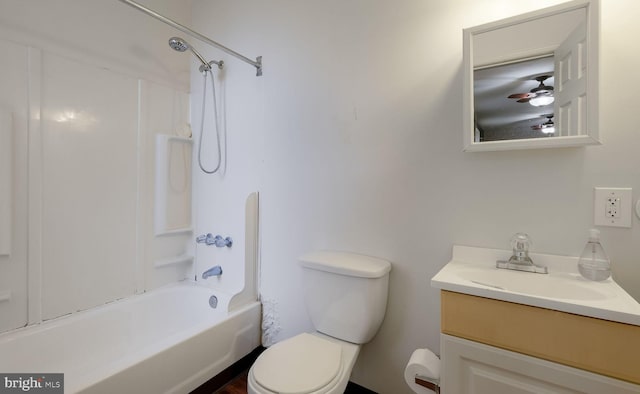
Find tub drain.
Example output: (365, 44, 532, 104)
(209, 295, 218, 309)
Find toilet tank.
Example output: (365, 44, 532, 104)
(299, 251, 391, 344)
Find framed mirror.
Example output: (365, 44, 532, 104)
(463, 0, 600, 152)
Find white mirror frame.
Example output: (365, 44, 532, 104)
(463, 0, 600, 152)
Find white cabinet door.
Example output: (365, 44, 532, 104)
(441, 334, 640, 394)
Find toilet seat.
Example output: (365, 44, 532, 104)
(250, 333, 346, 394)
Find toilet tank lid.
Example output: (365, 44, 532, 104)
(299, 251, 391, 278)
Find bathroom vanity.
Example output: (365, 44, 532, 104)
(432, 245, 640, 393)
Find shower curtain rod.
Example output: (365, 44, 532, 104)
(117, 0, 263, 76)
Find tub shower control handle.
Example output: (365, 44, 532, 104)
(195, 234, 233, 248)
(196, 233, 212, 244)
(212, 235, 233, 248)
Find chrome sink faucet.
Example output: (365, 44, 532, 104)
(496, 233, 548, 274)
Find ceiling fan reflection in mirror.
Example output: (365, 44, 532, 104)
(531, 114, 555, 134)
(508, 75, 555, 107)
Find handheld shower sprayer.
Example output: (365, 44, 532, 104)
(167, 36, 223, 174)
(168, 37, 223, 73)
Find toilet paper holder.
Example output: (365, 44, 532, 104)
(415, 376, 440, 394)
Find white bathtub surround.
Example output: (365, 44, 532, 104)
(154, 134, 194, 236)
(0, 1, 193, 332)
(0, 281, 261, 394)
(0, 39, 29, 333)
(140, 81, 193, 293)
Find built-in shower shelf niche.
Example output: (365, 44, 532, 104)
(154, 134, 193, 236)
(0, 110, 12, 256)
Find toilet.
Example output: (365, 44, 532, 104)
(248, 251, 392, 394)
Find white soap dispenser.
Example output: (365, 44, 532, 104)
(577, 229, 611, 281)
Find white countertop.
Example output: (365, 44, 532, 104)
(431, 245, 640, 326)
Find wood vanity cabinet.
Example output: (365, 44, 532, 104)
(439, 291, 640, 394)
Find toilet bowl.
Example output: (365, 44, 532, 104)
(248, 251, 391, 394)
(247, 332, 359, 394)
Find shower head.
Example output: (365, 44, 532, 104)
(168, 36, 190, 52)
(168, 36, 222, 72)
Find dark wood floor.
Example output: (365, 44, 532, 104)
(213, 370, 248, 394)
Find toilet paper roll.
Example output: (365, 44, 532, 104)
(404, 348, 441, 393)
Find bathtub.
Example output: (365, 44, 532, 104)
(0, 281, 261, 393)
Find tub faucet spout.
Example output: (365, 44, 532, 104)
(202, 265, 223, 279)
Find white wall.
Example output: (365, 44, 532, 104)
(192, 1, 640, 393)
(189, 30, 265, 295)
(0, 0, 192, 329)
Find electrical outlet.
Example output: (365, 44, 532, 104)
(605, 197, 620, 218)
(594, 187, 632, 227)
